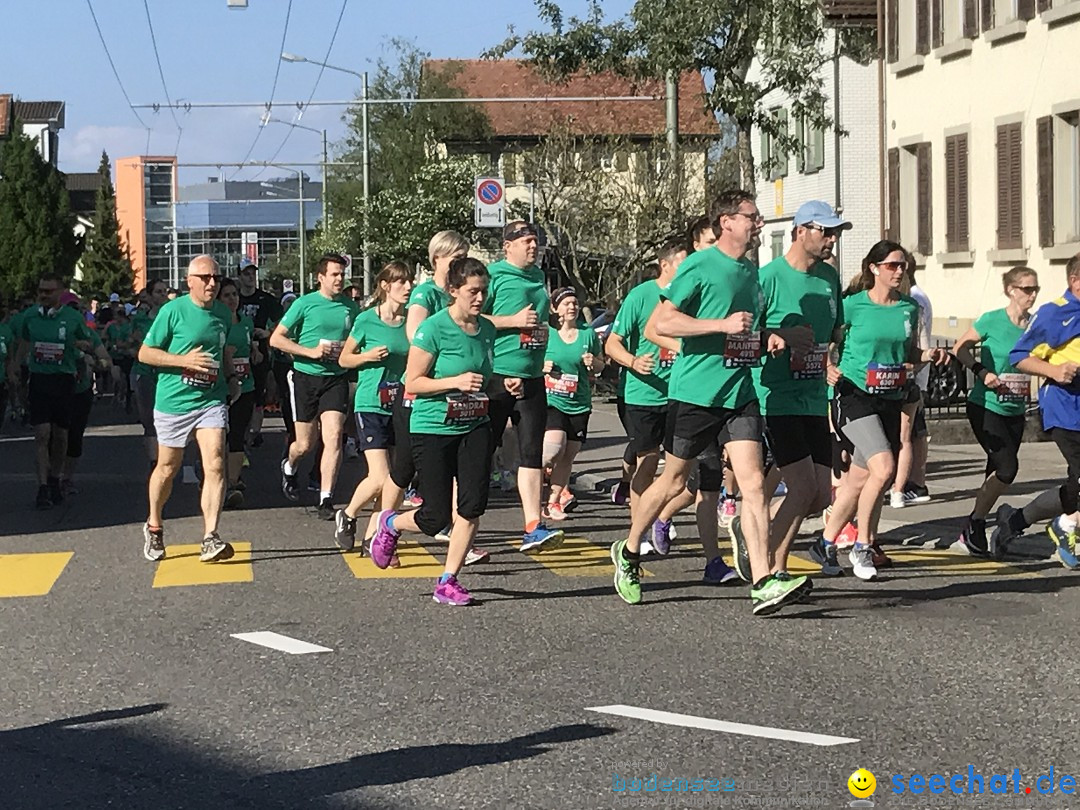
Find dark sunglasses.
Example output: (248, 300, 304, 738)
(877, 261, 908, 271)
(806, 223, 844, 238)
(1013, 285, 1040, 294)
(190, 273, 221, 284)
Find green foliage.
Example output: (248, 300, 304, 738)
(0, 127, 79, 303)
(76, 151, 134, 298)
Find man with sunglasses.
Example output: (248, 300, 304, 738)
(237, 258, 283, 448)
(138, 255, 234, 563)
(8, 273, 93, 509)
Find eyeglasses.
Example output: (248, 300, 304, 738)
(1013, 285, 1040, 294)
(876, 261, 908, 272)
(805, 223, 844, 238)
(190, 274, 221, 284)
(729, 211, 765, 223)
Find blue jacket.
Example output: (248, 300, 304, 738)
(1009, 290, 1080, 431)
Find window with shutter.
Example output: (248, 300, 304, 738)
(917, 143, 933, 255)
(963, 0, 978, 35)
(1018, 0, 1036, 19)
(1037, 115, 1055, 247)
(932, 0, 944, 47)
(1008, 123, 1023, 248)
(957, 133, 970, 249)
(795, 113, 806, 173)
(945, 134, 970, 252)
(811, 123, 826, 172)
(888, 0, 900, 61)
(1036, 0, 1051, 11)
(981, 0, 994, 30)
(888, 148, 901, 242)
(917, 0, 932, 53)
(996, 123, 1023, 250)
(769, 109, 789, 181)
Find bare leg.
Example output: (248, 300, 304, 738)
(48, 427, 67, 480)
(195, 428, 227, 536)
(972, 474, 1009, 519)
(824, 464, 869, 542)
(630, 450, 661, 522)
(626, 456, 694, 553)
(517, 467, 544, 526)
(345, 449, 390, 518)
(318, 411, 345, 495)
(770, 458, 832, 571)
(288, 420, 318, 468)
(34, 424, 51, 484)
(659, 485, 695, 522)
(697, 490, 721, 561)
(725, 441, 769, 582)
(148, 445, 184, 527)
(858, 451, 896, 544)
(892, 404, 917, 495)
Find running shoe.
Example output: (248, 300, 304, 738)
(870, 543, 893, 569)
(334, 509, 357, 552)
(611, 480, 631, 506)
(888, 490, 907, 509)
(35, 485, 52, 510)
(307, 475, 320, 493)
(499, 470, 517, 492)
(433, 574, 473, 606)
(521, 523, 564, 553)
(730, 516, 752, 582)
(280, 459, 299, 502)
(142, 522, 165, 562)
(48, 478, 64, 506)
(370, 510, 401, 569)
(464, 547, 490, 565)
(719, 497, 737, 529)
(835, 521, 859, 549)
(907, 483, 931, 503)
(317, 497, 335, 521)
(61, 479, 79, 497)
(435, 525, 452, 542)
(989, 503, 1023, 557)
(224, 488, 244, 510)
(199, 532, 233, 562)
(958, 517, 989, 557)
(808, 534, 843, 576)
(1048, 516, 1080, 570)
(610, 538, 642, 604)
(774, 570, 814, 602)
(750, 574, 808, 616)
(559, 488, 578, 512)
(640, 539, 655, 556)
(402, 489, 423, 509)
(774, 480, 788, 497)
(650, 518, 674, 555)
(703, 556, 739, 585)
(546, 501, 568, 521)
(848, 545, 878, 581)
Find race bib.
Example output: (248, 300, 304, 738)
(233, 358, 251, 379)
(519, 325, 549, 350)
(33, 341, 65, 365)
(182, 361, 220, 389)
(865, 363, 906, 393)
(658, 348, 677, 369)
(319, 339, 344, 363)
(445, 392, 489, 423)
(379, 381, 402, 408)
(790, 342, 828, 380)
(996, 372, 1031, 403)
(723, 332, 761, 368)
(545, 372, 579, 398)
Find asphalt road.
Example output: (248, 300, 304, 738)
(2, 401, 1079, 810)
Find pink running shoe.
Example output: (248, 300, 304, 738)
(546, 501, 568, 521)
(835, 521, 858, 549)
(433, 574, 473, 606)
(370, 510, 400, 569)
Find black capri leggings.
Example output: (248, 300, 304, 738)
(228, 391, 256, 453)
(411, 424, 493, 537)
(966, 402, 1025, 485)
(389, 387, 415, 490)
(488, 374, 546, 469)
(1051, 427, 1080, 515)
(66, 389, 94, 459)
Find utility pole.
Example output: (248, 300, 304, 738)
(361, 72, 371, 296)
(665, 70, 679, 168)
(322, 128, 330, 229)
(298, 171, 307, 296)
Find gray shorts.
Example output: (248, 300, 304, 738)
(841, 414, 898, 468)
(154, 403, 228, 449)
(132, 371, 158, 437)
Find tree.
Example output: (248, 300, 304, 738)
(76, 151, 134, 297)
(489, 0, 877, 189)
(0, 126, 79, 303)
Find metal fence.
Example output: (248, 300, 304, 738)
(923, 338, 1039, 420)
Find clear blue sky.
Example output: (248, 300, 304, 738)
(7, 0, 633, 182)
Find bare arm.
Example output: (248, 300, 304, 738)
(405, 306, 428, 343)
(138, 344, 216, 373)
(604, 331, 654, 375)
(338, 335, 389, 370)
(269, 322, 320, 361)
(653, 300, 751, 339)
(1017, 355, 1079, 385)
(642, 308, 681, 353)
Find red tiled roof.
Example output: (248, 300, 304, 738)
(0, 95, 11, 137)
(423, 60, 721, 138)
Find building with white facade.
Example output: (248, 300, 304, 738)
(886, 0, 1080, 335)
(750, 29, 882, 285)
(0, 95, 65, 166)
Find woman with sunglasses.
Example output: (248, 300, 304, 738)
(952, 266, 1040, 555)
(813, 241, 948, 580)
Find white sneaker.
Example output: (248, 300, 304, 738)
(640, 539, 655, 556)
(435, 525, 452, 542)
(848, 545, 879, 581)
(889, 490, 906, 509)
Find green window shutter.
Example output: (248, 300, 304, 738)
(774, 109, 789, 180)
(795, 113, 806, 174)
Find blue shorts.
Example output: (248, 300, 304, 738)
(355, 411, 394, 450)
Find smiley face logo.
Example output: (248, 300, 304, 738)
(848, 769, 877, 798)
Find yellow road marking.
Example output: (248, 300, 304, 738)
(152, 542, 253, 588)
(0, 552, 74, 597)
(341, 540, 445, 579)
(523, 536, 652, 577)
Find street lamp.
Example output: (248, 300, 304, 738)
(264, 118, 329, 228)
(281, 51, 371, 295)
(264, 167, 307, 296)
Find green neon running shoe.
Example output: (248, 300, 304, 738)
(610, 538, 642, 605)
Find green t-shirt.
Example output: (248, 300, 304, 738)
(278, 291, 360, 377)
(105, 321, 134, 360)
(968, 307, 1029, 417)
(225, 315, 256, 395)
(0, 321, 14, 369)
(664, 248, 762, 409)
(545, 326, 601, 415)
(407, 279, 451, 317)
(347, 306, 410, 414)
(409, 309, 496, 436)
(753, 257, 843, 416)
(143, 296, 232, 414)
(483, 259, 550, 379)
(837, 290, 919, 400)
(131, 310, 157, 377)
(610, 280, 675, 407)
(74, 330, 104, 394)
(19, 305, 93, 376)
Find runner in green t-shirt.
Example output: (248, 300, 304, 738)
(217, 277, 260, 510)
(63, 311, 113, 497)
(334, 261, 414, 551)
(953, 266, 1040, 555)
(368, 257, 498, 606)
(270, 253, 361, 519)
(131, 279, 170, 462)
(104, 309, 135, 412)
(542, 287, 604, 521)
(483, 220, 564, 553)
(137, 255, 235, 565)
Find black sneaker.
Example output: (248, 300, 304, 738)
(334, 509, 357, 551)
(224, 488, 244, 510)
(907, 484, 931, 504)
(317, 498, 335, 521)
(36, 485, 52, 510)
(142, 522, 166, 561)
(280, 459, 299, 502)
(959, 517, 989, 556)
(200, 532, 233, 562)
(48, 478, 64, 506)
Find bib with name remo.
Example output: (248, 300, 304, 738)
(865, 363, 906, 393)
(445, 392, 489, 423)
(790, 343, 829, 380)
(182, 361, 220, 389)
(545, 372, 579, 398)
(519, 325, 549, 350)
(997, 373, 1032, 403)
(33, 341, 65, 365)
(723, 332, 761, 368)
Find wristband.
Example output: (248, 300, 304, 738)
(971, 362, 987, 377)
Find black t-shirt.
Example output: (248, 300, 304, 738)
(238, 288, 283, 365)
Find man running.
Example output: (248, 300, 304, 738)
(138, 255, 233, 563)
(271, 253, 360, 519)
(131, 279, 170, 464)
(9, 274, 93, 508)
(237, 258, 283, 447)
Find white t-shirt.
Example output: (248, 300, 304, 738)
(910, 284, 933, 390)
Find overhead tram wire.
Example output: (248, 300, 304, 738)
(252, 0, 350, 179)
(86, 0, 153, 153)
(231, 0, 294, 179)
(142, 0, 184, 154)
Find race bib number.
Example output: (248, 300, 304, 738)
(182, 361, 220, 389)
(545, 372, 579, 398)
(519, 325, 549, 350)
(445, 392, 489, 424)
(33, 341, 65, 365)
(379, 381, 402, 408)
(658, 348, 677, 369)
(723, 332, 761, 368)
(402, 391, 416, 408)
(232, 358, 250, 379)
(790, 342, 828, 380)
(865, 363, 906, 393)
(319, 339, 344, 363)
(996, 372, 1031, 403)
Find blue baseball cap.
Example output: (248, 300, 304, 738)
(239, 257, 258, 270)
(792, 200, 852, 230)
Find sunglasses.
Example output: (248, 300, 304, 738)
(877, 261, 908, 272)
(1013, 285, 1040, 294)
(729, 211, 764, 223)
(806, 223, 844, 238)
(190, 274, 221, 284)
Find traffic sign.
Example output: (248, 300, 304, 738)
(475, 177, 505, 228)
(241, 231, 259, 266)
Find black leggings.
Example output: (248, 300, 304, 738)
(228, 391, 256, 453)
(488, 374, 546, 469)
(966, 403, 1025, 485)
(411, 424, 493, 536)
(389, 388, 415, 489)
(66, 389, 94, 459)
(1051, 427, 1080, 515)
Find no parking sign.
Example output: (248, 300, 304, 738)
(475, 177, 505, 228)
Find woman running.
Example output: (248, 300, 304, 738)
(953, 266, 1039, 555)
(218, 277, 259, 508)
(542, 287, 604, 520)
(368, 257, 497, 606)
(334, 261, 413, 551)
(811, 240, 948, 580)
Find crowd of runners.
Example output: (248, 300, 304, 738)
(5, 188, 1080, 614)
